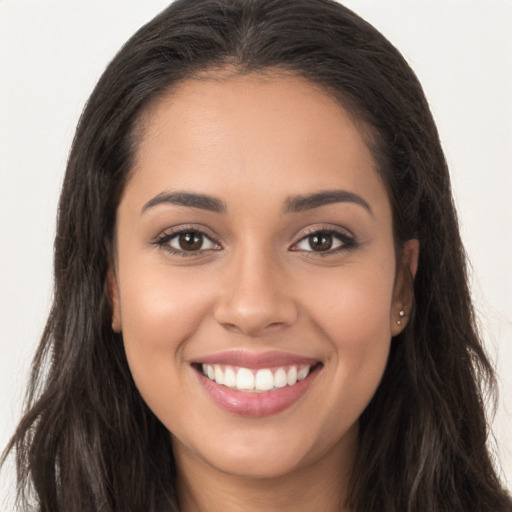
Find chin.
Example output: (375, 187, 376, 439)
(174, 417, 356, 481)
(201, 442, 313, 479)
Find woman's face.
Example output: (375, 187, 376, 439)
(110, 73, 417, 480)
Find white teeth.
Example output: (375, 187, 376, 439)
(201, 363, 315, 392)
(255, 369, 274, 391)
(297, 365, 310, 381)
(287, 366, 298, 386)
(214, 365, 224, 385)
(224, 367, 236, 387)
(274, 367, 288, 388)
(236, 368, 255, 390)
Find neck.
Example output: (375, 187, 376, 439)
(175, 429, 356, 512)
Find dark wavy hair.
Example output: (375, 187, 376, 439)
(2, 0, 511, 510)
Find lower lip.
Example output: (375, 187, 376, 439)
(196, 366, 320, 417)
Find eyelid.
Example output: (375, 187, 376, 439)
(153, 224, 222, 255)
(297, 224, 354, 239)
(152, 223, 357, 257)
(290, 225, 357, 253)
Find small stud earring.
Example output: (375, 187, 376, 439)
(397, 310, 405, 325)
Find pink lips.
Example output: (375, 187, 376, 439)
(193, 350, 321, 417)
(196, 350, 318, 368)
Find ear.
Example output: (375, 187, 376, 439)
(107, 266, 122, 333)
(390, 239, 419, 336)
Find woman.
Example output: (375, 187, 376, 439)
(2, 0, 511, 510)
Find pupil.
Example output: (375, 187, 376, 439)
(179, 232, 203, 251)
(310, 233, 332, 251)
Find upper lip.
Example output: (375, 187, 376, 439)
(191, 350, 320, 369)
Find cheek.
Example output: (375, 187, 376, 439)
(117, 264, 214, 409)
(303, 259, 395, 347)
(120, 258, 215, 339)
(298, 259, 395, 416)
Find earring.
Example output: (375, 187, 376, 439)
(397, 310, 405, 325)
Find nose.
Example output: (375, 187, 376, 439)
(213, 248, 299, 337)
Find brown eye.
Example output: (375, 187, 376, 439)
(157, 229, 220, 254)
(292, 229, 354, 254)
(179, 232, 204, 251)
(308, 233, 333, 251)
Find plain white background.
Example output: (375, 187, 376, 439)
(1, 0, 511, 506)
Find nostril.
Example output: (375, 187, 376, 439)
(218, 319, 289, 337)
(220, 322, 245, 334)
(214, 297, 299, 337)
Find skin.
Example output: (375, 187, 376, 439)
(110, 72, 419, 512)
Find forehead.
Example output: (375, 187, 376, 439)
(126, 72, 388, 215)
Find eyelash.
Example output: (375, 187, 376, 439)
(153, 226, 221, 257)
(292, 227, 358, 256)
(153, 226, 357, 257)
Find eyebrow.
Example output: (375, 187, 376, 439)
(141, 191, 226, 214)
(141, 188, 372, 216)
(283, 189, 372, 215)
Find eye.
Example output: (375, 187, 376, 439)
(155, 229, 220, 255)
(292, 229, 355, 253)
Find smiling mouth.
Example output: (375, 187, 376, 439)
(195, 363, 322, 393)
(192, 354, 323, 416)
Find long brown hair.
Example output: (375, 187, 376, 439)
(3, 1, 511, 510)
